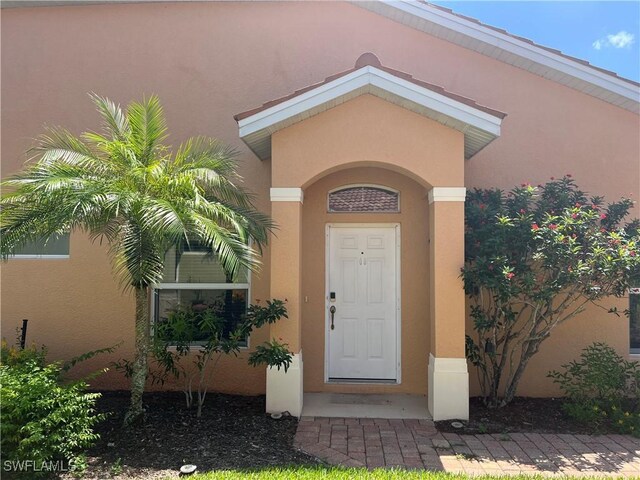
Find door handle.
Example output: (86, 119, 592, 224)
(330, 306, 336, 330)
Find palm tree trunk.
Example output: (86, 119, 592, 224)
(124, 286, 150, 426)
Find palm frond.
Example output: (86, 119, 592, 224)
(89, 93, 131, 141)
(110, 222, 165, 290)
(29, 126, 106, 173)
(127, 95, 168, 165)
(189, 212, 256, 278)
(173, 137, 238, 174)
(2, 94, 274, 288)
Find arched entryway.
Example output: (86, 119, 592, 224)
(235, 53, 504, 420)
(301, 167, 429, 395)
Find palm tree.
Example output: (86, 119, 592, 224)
(0, 95, 272, 425)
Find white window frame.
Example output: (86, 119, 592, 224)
(327, 184, 401, 214)
(151, 247, 252, 349)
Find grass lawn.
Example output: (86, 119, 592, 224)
(188, 467, 551, 479)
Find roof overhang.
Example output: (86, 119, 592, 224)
(236, 63, 504, 161)
(356, 1, 640, 114)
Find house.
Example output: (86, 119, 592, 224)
(1, 1, 638, 421)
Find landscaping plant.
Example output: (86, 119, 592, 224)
(463, 176, 640, 407)
(0, 339, 114, 477)
(117, 299, 292, 417)
(0, 95, 272, 425)
(549, 342, 640, 435)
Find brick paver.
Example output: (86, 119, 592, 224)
(294, 417, 640, 476)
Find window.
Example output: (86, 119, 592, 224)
(153, 243, 250, 346)
(630, 288, 640, 354)
(12, 234, 70, 258)
(328, 185, 400, 213)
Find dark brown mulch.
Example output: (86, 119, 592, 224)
(70, 391, 319, 479)
(436, 396, 608, 435)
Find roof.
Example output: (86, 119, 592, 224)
(356, 1, 639, 114)
(236, 53, 505, 161)
(235, 53, 505, 122)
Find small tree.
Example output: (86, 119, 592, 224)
(0, 95, 272, 425)
(132, 299, 292, 417)
(463, 176, 639, 407)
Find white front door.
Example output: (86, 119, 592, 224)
(327, 224, 399, 381)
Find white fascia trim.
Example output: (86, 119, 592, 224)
(239, 68, 370, 137)
(428, 187, 466, 204)
(385, 1, 639, 103)
(371, 68, 502, 135)
(270, 187, 304, 203)
(238, 66, 502, 139)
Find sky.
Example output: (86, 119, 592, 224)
(432, 1, 640, 82)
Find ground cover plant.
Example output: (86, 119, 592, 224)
(0, 94, 273, 425)
(463, 176, 640, 407)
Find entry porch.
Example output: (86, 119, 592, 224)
(235, 53, 505, 421)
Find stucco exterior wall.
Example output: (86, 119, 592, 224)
(270, 94, 464, 189)
(2, 1, 638, 397)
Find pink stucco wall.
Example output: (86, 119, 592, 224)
(1, 1, 638, 396)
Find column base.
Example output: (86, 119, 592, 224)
(266, 351, 303, 417)
(428, 353, 469, 421)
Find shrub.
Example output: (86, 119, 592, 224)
(114, 299, 292, 417)
(549, 342, 640, 435)
(1, 338, 47, 368)
(1, 360, 103, 476)
(0, 341, 116, 476)
(464, 176, 640, 407)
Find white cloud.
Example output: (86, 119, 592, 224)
(593, 30, 635, 50)
(608, 31, 635, 48)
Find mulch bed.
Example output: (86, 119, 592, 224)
(59, 393, 625, 478)
(68, 391, 319, 479)
(436, 396, 610, 435)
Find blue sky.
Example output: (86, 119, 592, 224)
(432, 1, 640, 82)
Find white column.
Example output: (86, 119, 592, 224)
(266, 352, 303, 417)
(427, 187, 469, 421)
(266, 187, 304, 417)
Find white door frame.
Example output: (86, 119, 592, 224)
(324, 223, 402, 384)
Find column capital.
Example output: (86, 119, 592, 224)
(428, 187, 466, 204)
(270, 187, 304, 203)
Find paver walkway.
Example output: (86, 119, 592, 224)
(294, 417, 640, 476)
